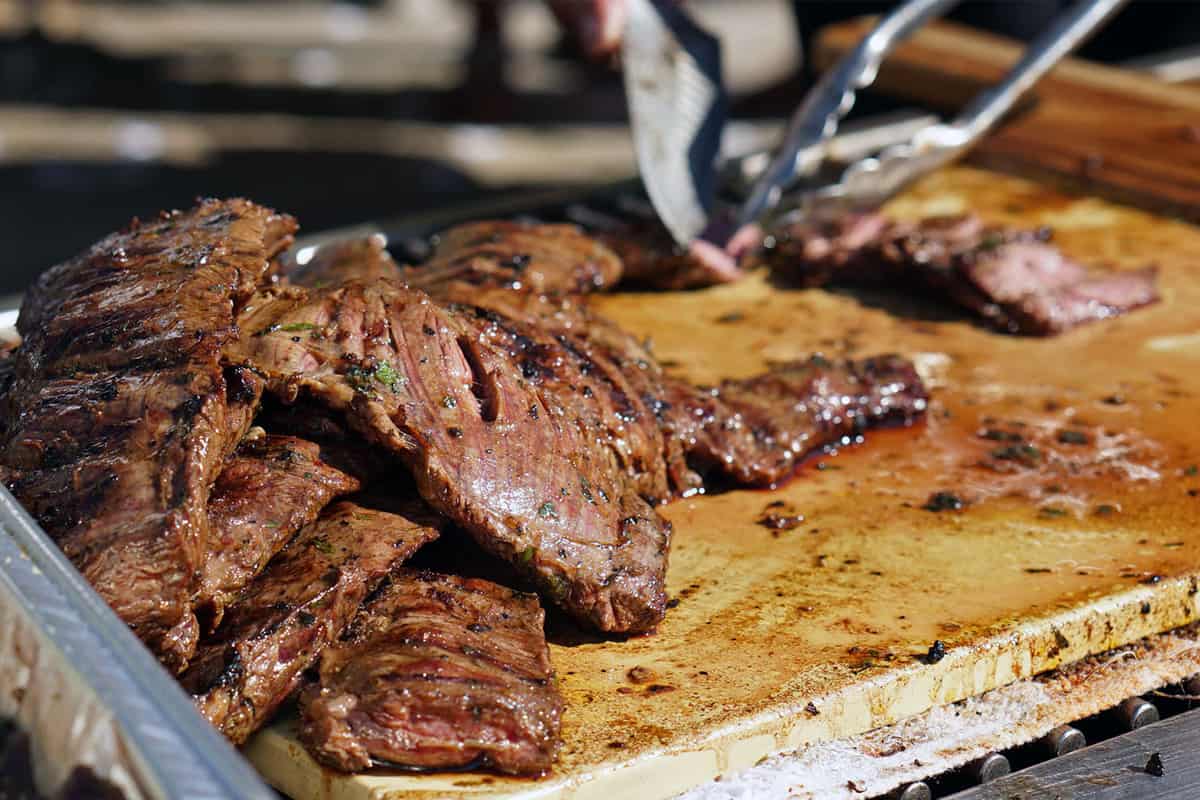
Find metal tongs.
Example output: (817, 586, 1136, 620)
(624, 0, 1129, 249)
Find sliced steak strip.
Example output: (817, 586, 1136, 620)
(662, 354, 929, 487)
(159, 364, 267, 668)
(255, 397, 392, 482)
(226, 281, 671, 634)
(182, 497, 440, 744)
(300, 569, 561, 775)
(199, 434, 361, 629)
(762, 213, 1159, 335)
(406, 221, 624, 295)
(595, 220, 744, 290)
(0, 198, 294, 667)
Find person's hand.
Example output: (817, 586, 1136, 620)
(546, 0, 628, 58)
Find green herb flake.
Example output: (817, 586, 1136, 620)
(537, 501, 558, 519)
(1094, 504, 1118, 516)
(373, 361, 405, 392)
(345, 365, 375, 396)
(519, 546, 536, 565)
(279, 322, 318, 333)
(310, 536, 334, 554)
(544, 574, 570, 601)
(1039, 506, 1068, 518)
(815, 462, 842, 472)
(442, 395, 458, 409)
(1185, 464, 1199, 477)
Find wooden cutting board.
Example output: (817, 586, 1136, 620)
(245, 164, 1200, 799)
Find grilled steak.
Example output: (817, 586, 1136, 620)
(661, 354, 928, 488)
(199, 434, 361, 629)
(255, 397, 392, 482)
(407, 221, 624, 295)
(226, 281, 672, 634)
(182, 496, 440, 744)
(300, 569, 561, 774)
(0, 198, 294, 667)
(762, 213, 1159, 335)
(284, 233, 404, 288)
(443, 286, 927, 492)
(595, 220, 744, 290)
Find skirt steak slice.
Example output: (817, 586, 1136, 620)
(182, 496, 440, 744)
(300, 569, 562, 775)
(405, 221, 625, 295)
(762, 213, 1159, 335)
(199, 434, 362, 630)
(0, 198, 295, 668)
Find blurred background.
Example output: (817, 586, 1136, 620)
(1, 0, 1198, 296)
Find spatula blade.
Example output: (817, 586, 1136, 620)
(622, 0, 727, 247)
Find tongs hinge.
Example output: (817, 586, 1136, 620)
(744, 0, 1129, 230)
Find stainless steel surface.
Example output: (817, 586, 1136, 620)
(736, 0, 959, 228)
(969, 753, 1011, 784)
(1040, 724, 1087, 757)
(1114, 697, 1161, 731)
(723, 110, 940, 194)
(895, 781, 933, 800)
(622, 0, 725, 247)
(951, 709, 1200, 799)
(0, 483, 277, 800)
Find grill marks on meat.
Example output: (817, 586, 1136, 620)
(0, 198, 295, 667)
(199, 434, 361, 630)
(226, 281, 671, 634)
(407, 221, 624, 295)
(764, 213, 1159, 335)
(300, 570, 561, 775)
(663, 355, 929, 488)
(182, 497, 440, 744)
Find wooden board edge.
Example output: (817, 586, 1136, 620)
(245, 575, 1200, 800)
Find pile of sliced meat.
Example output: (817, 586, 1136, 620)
(0, 198, 949, 775)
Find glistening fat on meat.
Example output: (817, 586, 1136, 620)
(181, 496, 441, 744)
(0, 198, 295, 669)
(301, 569, 562, 775)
